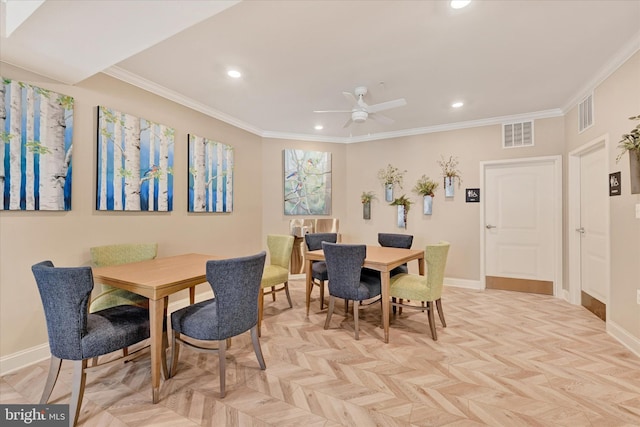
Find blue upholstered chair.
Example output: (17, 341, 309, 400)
(390, 242, 450, 340)
(32, 261, 151, 427)
(169, 252, 267, 398)
(362, 233, 414, 280)
(305, 232, 338, 310)
(322, 242, 382, 340)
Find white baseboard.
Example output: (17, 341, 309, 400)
(607, 319, 640, 358)
(0, 343, 50, 376)
(444, 277, 483, 290)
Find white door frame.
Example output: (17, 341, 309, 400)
(480, 156, 563, 295)
(568, 134, 610, 306)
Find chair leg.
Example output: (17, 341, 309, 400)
(319, 280, 325, 310)
(257, 288, 264, 337)
(399, 299, 403, 315)
(250, 325, 266, 370)
(353, 301, 360, 340)
(122, 347, 129, 357)
(218, 338, 227, 398)
(271, 286, 276, 301)
(435, 298, 446, 327)
(69, 360, 88, 427)
(324, 296, 335, 329)
(392, 297, 397, 315)
(169, 331, 180, 378)
(161, 331, 169, 380)
(40, 356, 62, 404)
(426, 301, 437, 340)
(344, 299, 349, 314)
(284, 281, 293, 308)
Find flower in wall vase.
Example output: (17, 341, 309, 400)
(363, 201, 371, 220)
(444, 176, 455, 198)
(423, 195, 433, 215)
(397, 205, 406, 228)
(385, 183, 394, 202)
(629, 151, 640, 194)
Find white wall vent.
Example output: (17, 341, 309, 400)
(578, 93, 594, 132)
(503, 121, 534, 148)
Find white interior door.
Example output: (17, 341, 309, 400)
(484, 159, 559, 288)
(578, 146, 608, 303)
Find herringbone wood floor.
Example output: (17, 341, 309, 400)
(2, 279, 640, 426)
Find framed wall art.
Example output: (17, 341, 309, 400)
(283, 149, 331, 215)
(96, 106, 174, 211)
(188, 134, 233, 212)
(1, 77, 74, 211)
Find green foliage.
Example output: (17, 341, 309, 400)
(377, 163, 407, 187)
(0, 131, 11, 144)
(437, 155, 462, 180)
(58, 95, 74, 109)
(616, 115, 640, 162)
(25, 140, 50, 155)
(361, 191, 376, 204)
(413, 175, 439, 196)
(389, 194, 413, 214)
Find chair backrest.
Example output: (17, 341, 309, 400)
(31, 261, 93, 360)
(90, 243, 158, 267)
(206, 251, 266, 338)
(322, 242, 366, 300)
(305, 232, 338, 251)
(378, 233, 413, 249)
(266, 234, 294, 269)
(425, 242, 450, 300)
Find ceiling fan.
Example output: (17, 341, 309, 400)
(314, 86, 407, 128)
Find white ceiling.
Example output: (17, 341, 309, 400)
(1, 0, 639, 143)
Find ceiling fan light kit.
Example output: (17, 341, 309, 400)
(314, 86, 407, 128)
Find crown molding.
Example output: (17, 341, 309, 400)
(562, 31, 640, 114)
(103, 66, 264, 136)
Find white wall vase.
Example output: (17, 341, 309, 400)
(385, 184, 394, 202)
(423, 195, 433, 215)
(444, 176, 455, 198)
(363, 201, 371, 220)
(397, 205, 407, 228)
(629, 151, 640, 194)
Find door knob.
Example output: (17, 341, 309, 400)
(576, 227, 585, 234)
(485, 224, 496, 229)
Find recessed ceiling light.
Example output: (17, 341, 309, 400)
(450, 0, 471, 9)
(314, 125, 324, 130)
(452, 101, 464, 108)
(227, 69, 242, 79)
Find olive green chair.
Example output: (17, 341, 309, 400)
(258, 234, 294, 336)
(389, 241, 450, 340)
(88, 243, 166, 370)
(89, 243, 158, 313)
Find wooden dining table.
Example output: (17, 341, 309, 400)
(305, 245, 424, 343)
(92, 253, 220, 403)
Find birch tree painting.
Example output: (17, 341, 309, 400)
(188, 134, 233, 212)
(97, 106, 174, 211)
(283, 149, 331, 215)
(0, 77, 74, 211)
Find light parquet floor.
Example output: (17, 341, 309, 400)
(2, 279, 640, 426)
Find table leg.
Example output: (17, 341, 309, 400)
(149, 298, 164, 403)
(381, 272, 391, 343)
(189, 287, 195, 304)
(305, 259, 312, 316)
(418, 255, 425, 276)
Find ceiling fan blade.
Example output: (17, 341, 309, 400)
(369, 113, 394, 125)
(343, 91, 358, 106)
(313, 109, 353, 113)
(342, 117, 353, 128)
(367, 98, 407, 113)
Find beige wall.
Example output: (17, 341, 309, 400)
(0, 64, 264, 356)
(2, 49, 639, 361)
(564, 50, 640, 339)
